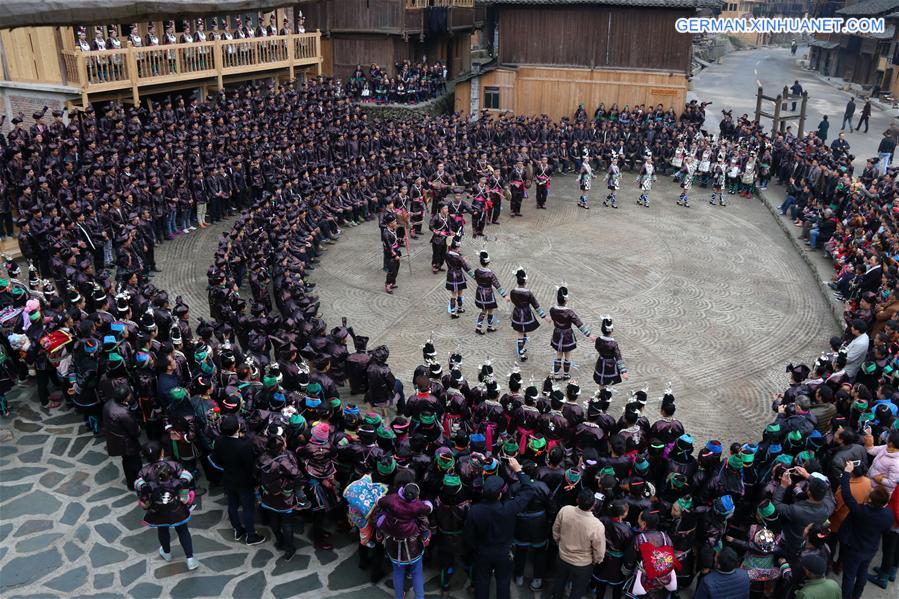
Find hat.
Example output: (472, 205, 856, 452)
(565, 468, 581, 484)
(713, 494, 735, 517)
(705, 440, 722, 455)
(482, 475, 504, 498)
(443, 473, 462, 488)
(311, 422, 330, 443)
(502, 438, 519, 455)
(757, 500, 776, 519)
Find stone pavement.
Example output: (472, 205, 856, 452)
(0, 172, 860, 598)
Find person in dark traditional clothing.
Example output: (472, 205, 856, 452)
(382, 214, 401, 294)
(509, 267, 547, 362)
(549, 285, 594, 380)
(134, 441, 199, 570)
(429, 203, 453, 274)
(444, 235, 474, 319)
(636, 151, 655, 208)
(604, 152, 622, 209)
(473, 250, 507, 335)
(593, 317, 629, 388)
(534, 155, 552, 210)
(509, 160, 527, 217)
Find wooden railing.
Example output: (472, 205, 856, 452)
(63, 31, 322, 105)
(406, 0, 473, 8)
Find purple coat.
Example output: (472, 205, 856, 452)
(376, 490, 433, 563)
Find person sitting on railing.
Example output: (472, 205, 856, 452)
(375, 79, 388, 105)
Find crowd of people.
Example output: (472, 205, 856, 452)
(74, 12, 307, 53)
(0, 75, 898, 599)
(347, 61, 447, 104)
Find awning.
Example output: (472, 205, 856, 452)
(809, 40, 840, 50)
(0, 1, 292, 29)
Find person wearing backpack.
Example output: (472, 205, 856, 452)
(375, 481, 433, 599)
(623, 508, 678, 598)
(134, 441, 198, 570)
(258, 434, 301, 561)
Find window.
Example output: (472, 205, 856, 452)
(484, 86, 500, 110)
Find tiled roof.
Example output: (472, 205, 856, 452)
(836, 0, 899, 17)
(480, 0, 723, 8)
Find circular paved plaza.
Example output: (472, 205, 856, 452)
(0, 173, 836, 598)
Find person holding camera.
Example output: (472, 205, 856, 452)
(837, 460, 893, 599)
(772, 465, 835, 565)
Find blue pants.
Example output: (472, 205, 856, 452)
(225, 488, 257, 537)
(841, 548, 872, 599)
(391, 558, 425, 599)
(879, 152, 893, 176)
(809, 227, 820, 248)
(166, 210, 177, 236)
(780, 195, 796, 215)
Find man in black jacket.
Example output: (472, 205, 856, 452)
(102, 380, 142, 489)
(463, 456, 536, 599)
(211, 414, 266, 545)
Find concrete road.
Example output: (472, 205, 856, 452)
(691, 45, 893, 169)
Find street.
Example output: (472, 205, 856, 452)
(691, 45, 894, 169)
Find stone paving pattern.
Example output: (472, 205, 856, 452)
(0, 174, 844, 597)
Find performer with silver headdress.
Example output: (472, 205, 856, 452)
(710, 154, 728, 207)
(604, 152, 621, 209)
(592, 316, 629, 387)
(636, 151, 656, 208)
(577, 149, 596, 209)
(509, 267, 547, 362)
(676, 153, 696, 208)
(548, 284, 594, 380)
(444, 235, 474, 320)
(473, 250, 507, 335)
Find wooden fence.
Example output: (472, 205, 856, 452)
(61, 31, 323, 105)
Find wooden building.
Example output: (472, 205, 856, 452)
(298, 0, 475, 80)
(1, 5, 323, 130)
(455, 0, 720, 121)
(808, 0, 899, 91)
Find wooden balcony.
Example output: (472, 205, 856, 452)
(405, 0, 474, 8)
(61, 31, 323, 105)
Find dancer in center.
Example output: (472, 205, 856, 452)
(549, 284, 595, 380)
(509, 267, 547, 361)
(473, 250, 507, 335)
(444, 235, 474, 319)
(636, 150, 655, 208)
(604, 152, 621, 209)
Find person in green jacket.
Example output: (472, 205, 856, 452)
(817, 115, 830, 143)
(795, 554, 840, 599)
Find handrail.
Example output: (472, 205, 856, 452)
(407, 0, 473, 7)
(66, 31, 323, 104)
